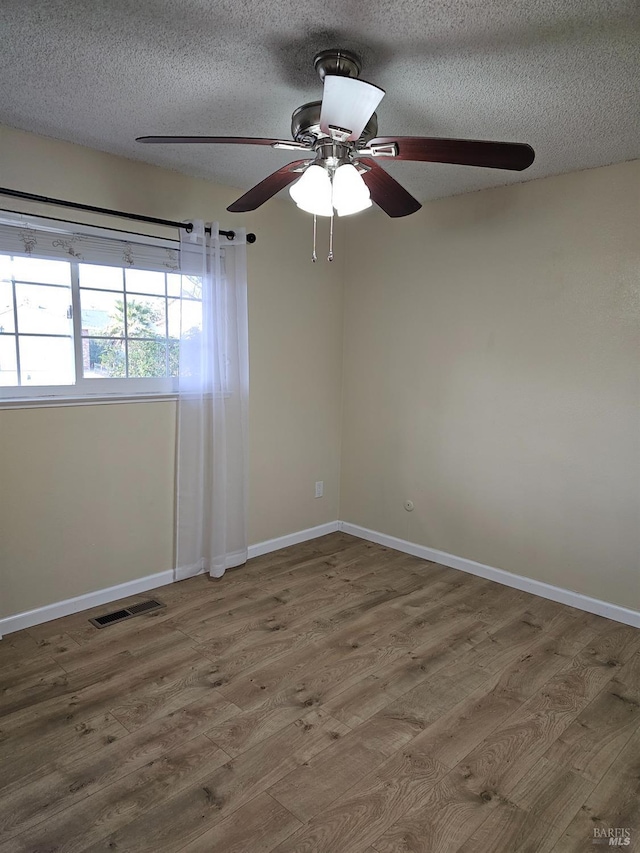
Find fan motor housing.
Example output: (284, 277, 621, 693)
(291, 101, 378, 147)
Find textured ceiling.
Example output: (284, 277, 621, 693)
(1, 0, 639, 204)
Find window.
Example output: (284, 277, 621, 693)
(0, 215, 202, 401)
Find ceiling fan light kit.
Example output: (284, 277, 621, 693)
(289, 164, 333, 216)
(332, 164, 372, 216)
(137, 47, 535, 262)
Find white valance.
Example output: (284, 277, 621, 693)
(0, 212, 181, 273)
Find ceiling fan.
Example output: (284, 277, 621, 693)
(137, 47, 534, 233)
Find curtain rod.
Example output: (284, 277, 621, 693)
(0, 186, 257, 244)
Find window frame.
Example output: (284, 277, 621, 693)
(0, 254, 186, 404)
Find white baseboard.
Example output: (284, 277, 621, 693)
(0, 521, 341, 637)
(3, 518, 637, 637)
(248, 521, 341, 559)
(339, 521, 640, 629)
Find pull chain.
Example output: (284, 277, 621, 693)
(312, 214, 317, 263)
(328, 211, 334, 262)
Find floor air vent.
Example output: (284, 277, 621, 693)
(89, 599, 165, 628)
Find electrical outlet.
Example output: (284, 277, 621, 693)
(315, 481, 324, 498)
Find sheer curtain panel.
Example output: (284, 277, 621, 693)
(176, 222, 249, 578)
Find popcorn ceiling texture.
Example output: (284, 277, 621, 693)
(0, 0, 638, 201)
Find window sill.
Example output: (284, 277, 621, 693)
(0, 392, 178, 410)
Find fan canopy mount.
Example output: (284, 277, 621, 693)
(313, 48, 362, 81)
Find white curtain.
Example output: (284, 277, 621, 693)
(176, 221, 249, 578)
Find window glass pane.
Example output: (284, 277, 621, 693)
(80, 290, 124, 337)
(125, 268, 166, 296)
(167, 273, 181, 297)
(168, 297, 202, 338)
(0, 281, 15, 333)
(126, 295, 166, 338)
(0, 254, 12, 282)
(79, 263, 123, 291)
(83, 338, 126, 378)
(128, 340, 167, 377)
(15, 283, 72, 335)
(0, 336, 18, 385)
(18, 335, 74, 385)
(12, 257, 70, 286)
(181, 275, 202, 299)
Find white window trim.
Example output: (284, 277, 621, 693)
(0, 390, 178, 410)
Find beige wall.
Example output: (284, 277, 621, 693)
(341, 160, 640, 610)
(0, 125, 344, 617)
(1, 402, 176, 617)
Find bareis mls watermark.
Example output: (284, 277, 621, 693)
(592, 827, 632, 846)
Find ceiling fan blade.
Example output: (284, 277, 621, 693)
(319, 76, 385, 142)
(366, 137, 535, 171)
(136, 136, 310, 150)
(227, 160, 309, 213)
(360, 160, 422, 218)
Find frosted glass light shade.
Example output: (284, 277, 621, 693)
(289, 165, 333, 216)
(319, 76, 385, 142)
(332, 164, 372, 216)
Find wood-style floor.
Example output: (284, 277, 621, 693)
(1, 533, 639, 853)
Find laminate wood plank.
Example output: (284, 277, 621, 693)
(0, 630, 79, 668)
(0, 711, 130, 791)
(254, 541, 394, 594)
(223, 638, 406, 718)
(321, 618, 489, 727)
(371, 765, 505, 853)
(549, 726, 640, 853)
(455, 757, 594, 853)
(217, 598, 417, 712)
(0, 657, 69, 712)
(181, 565, 412, 647)
(360, 589, 490, 653)
(1, 734, 230, 853)
(448, 581, 536, 628)
(169, 589, 309, 645)
(203, 700, 339, 758)
(0, 693, 238, 842)
(53, 622, 198, 676)
(0, 645, 202, 740)
(453, 602, 570, 675)
(613, 649, 640, 701)
(268, 714, 422, 822)
(0, 632, 44, 667)
(245, 533, 365, 580)
(271, 748, 449, 853)
(175, 792, 302, 853)
(53, 630, 199, 700)
(194, 622, 323, 690)
(108, 656, 231, 732)
(182, 573, 370, 646)
(87, 709, 348, 852)
(0, 650, 68, 685)
(405, 611, 599, 770)
(378, 663, 490, 733)
(547, 680, 640, 782)
(448, 630, 638, 803)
